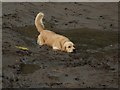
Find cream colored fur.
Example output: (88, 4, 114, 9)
(35, 12, 75, 52)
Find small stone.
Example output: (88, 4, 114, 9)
(65, 74, 68, 77)
(64, 8, 68, 10)
(74, 77, 79, 81)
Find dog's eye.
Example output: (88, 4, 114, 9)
(68, 46, 71, 48)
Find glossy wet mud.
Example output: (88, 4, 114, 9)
(2, 26, 118, 88)
(15, 26, 118, 49)
(14, 26, 118, 73)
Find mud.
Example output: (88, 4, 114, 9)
(2, 25, 118, 88)
(2, 2, 118, 88)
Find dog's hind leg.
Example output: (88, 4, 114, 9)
(37, 35, 44, 46)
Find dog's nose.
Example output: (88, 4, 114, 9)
(73, 49, 76, 53)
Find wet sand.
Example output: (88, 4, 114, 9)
(2, 2, 118, 88)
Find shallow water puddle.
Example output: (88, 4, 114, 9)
(64, 28, 118, 50)
(20, 63, 40, 74)
(15, 26, 118, 52)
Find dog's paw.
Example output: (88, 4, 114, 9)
(53, 46, 59, 50)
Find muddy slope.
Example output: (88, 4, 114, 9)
(3, 2, 118, 31)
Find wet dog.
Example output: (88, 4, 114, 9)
(35, 12, 75, 52)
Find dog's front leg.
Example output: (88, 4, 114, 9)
(53, 46, 59, 50)
(52, 41, 61, 51)
(52, 46, 60, 54)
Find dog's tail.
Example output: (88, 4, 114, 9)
(35, 12, 45, 33)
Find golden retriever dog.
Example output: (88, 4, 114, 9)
(35, 12, 75, 52)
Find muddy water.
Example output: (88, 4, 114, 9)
(3, 26, 118, 88)
(20, 64, 40, 74)
(15, 25, 118, 51)
(13, 26, 118, 74)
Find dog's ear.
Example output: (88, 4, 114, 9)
(63, 44, 66, 51)
(62, 42, 67, 51)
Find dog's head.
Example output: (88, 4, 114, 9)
(63, 41, 75, 53)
